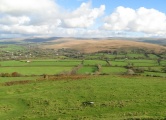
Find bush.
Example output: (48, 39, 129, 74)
(126, 69, 135, 75)
(0, 73, 11, 77)
(133, 67, 144, 73)
(11, 72, 21, 77)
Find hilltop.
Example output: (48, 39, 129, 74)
(0, 37, 166, 53)
(42, 38, 166, 53)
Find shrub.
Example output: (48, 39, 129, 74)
(133, 67, 144, 73)
(43, 74, 48, 79)
(126, 69, 135, 75)
(11, 72, 21, 77)
(1, 73, 11, 77)
(97, 64, 102, 72)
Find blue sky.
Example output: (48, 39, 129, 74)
(0, 0, 166, 38)
(56, 0, 166, 14)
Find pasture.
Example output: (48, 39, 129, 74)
(0, 75, 166, 120)
(0, 57, 165, 76)
(0, 66, 72, 75)
(0, 44, 166, 119)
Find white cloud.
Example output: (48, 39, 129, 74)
(0, 0, 59, 16)
(0, 0, 60, 26)
(102, 6, 166, 35)
(0, 0, 166, 38)
(0, 0, 61, 35)
(0, 16, 30, 25)
(0, 0, 105, 37)
(61, 2, 105, 28)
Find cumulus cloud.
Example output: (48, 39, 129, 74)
(61, 2, 105, 28)
(0, 16, 30, 25)
(1, 0, 166, 38)
(0, 0, 62, 35)
(102, 6, 166, 35)
(49, 28, 126, 38)
(0, 0, 105, 37)
(0, 0, 60, 25)
(0, 0, 59, 16)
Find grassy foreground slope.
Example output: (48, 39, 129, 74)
(0, 75, 166, 120)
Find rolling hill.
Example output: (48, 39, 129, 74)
(42, 38, 166, 53)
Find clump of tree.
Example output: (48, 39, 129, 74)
(0, 72, 22, 77)
(11, 72, 22, 77)
(144, 53, 149, 58)
(0, 73, 11, 77)
(157, 58, 161, 66)
(133, 67, 144, 73)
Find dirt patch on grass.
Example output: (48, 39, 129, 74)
(2, 75, 94, 86)
(4, 80, 32, 86)
(36, 75, 91, 81)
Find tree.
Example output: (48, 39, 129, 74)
(1, 73, 11, 77)
(113, 51, 118, 55)
(157, 58, 161, 66)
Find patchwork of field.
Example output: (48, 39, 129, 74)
(0, 49, 166, 119)
(0, 57, 165, 77)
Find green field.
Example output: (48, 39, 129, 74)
(0, 60, 81, 66)
(0, 66, 72, 75)
(143, 71, 166, 77)
(0, 75, 166, 120)
(102, 67, 126, 74)
(127, 60, 159, 67)
(84, 60, 107, 66)
(0, 45, 166, 120)
(127, 53, 146, 58)
(77, 67, 97, 74)
(110, 60, 128, 66)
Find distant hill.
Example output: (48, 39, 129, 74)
(23, 37, 62, 43)
(42, 39, 166, 53)
(0, 37, 62, 44)
(1, 37, 166, 45)
(0, 37, 166, 53)
(141, 39, 166, 45)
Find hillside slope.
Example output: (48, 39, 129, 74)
(42, 39, 166, 53)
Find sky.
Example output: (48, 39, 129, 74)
(0, 0, 166, 38)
